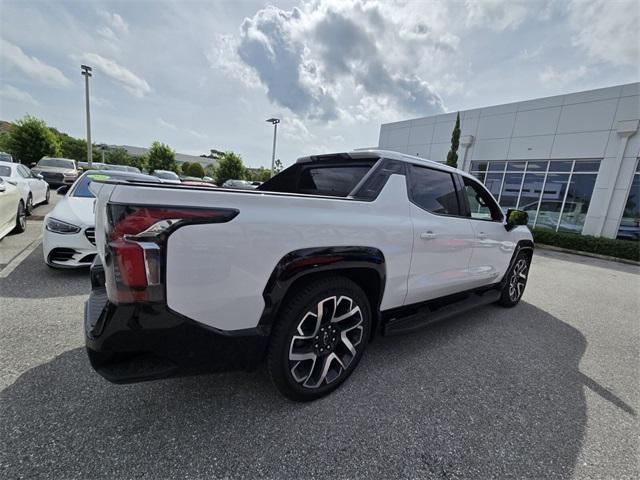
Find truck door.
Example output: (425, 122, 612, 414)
(460, 175, 515, 288)
(405, 164, 475, 305)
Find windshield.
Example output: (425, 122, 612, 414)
(38, 158, 76, 169)
(71, 175, 95, 198)
(154, 171, 179, 180)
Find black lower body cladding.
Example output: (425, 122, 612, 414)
(85, 286, 269, 384)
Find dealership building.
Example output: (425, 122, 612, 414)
(378, 82, 640, 240)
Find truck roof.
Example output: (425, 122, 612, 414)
(296, 149, 466, 176)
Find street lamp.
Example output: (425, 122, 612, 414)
(266, 117, 280, 174)
(81, 65, 93, 167)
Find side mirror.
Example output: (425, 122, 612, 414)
(36, 174, 44, 180)
(57, 185, 70, 195)
(505, 209, 528, 231)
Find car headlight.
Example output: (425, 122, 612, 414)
(46, 217, 81, 234)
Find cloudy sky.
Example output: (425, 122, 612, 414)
(1, 0, 638, 167)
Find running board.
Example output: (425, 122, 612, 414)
(383, 289, 501, 336)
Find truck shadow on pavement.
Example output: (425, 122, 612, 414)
(0, 302, 633, 479)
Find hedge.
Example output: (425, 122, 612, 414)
(531, 228, 640, 262)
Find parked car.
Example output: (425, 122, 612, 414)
(85, 150, 533, 400)
(0, 177, 26, 240)
(152, 169, 181, 184)
(222, 179, 256, 189)
(78, 162, 107, 171)
(43, 170, 160, 268)
(181, 180, 218, 188)
(0, 152, 15, 163)
(31, 157, 79, 187)
(0, 160, 50, 215)
(125, 166, 141, 173)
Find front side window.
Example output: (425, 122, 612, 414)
(463, 177, 503, 221)
(408, 165, 460, 215)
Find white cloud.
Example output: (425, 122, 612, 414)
(225, 1, 450, 122)
(157, 117, 177, 129)
(205, 34, 261, 88)
(539, 65, 589, 88)
(98, 11, 129, 34)
(158, 117, 207, 140)
(568, 0, 639, 66)
(0, 84, 39, 105)
(465, 0, 530, 31)
(0, 38, 72, 87)
(76, 53, 151, 97)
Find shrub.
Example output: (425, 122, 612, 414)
(531, 228, 639, 262)
(187, 162, 205, 178)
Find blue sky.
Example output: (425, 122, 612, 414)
(1, 0, 638, 168)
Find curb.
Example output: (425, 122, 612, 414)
(535, 243, 640, 266)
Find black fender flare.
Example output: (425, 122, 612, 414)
(499, 239, 534, 287)
(258, 246, 386, 329)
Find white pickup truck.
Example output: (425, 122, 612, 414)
(85, 150, 533, 401)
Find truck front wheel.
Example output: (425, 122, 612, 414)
(267, 276, 371, 402)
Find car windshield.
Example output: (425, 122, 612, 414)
(71, 175, 95, 198)
(154, 171, 179, 180)
(0, 166, 11, 176)
(38, 158, 75, 169)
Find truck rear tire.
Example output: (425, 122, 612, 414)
(267, 276, 371, 402)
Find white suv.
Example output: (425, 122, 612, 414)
(85, 150, 533, 401)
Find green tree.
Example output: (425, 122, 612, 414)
(446, 112, 461, 168)
(105, 147, 133, 166)
(204, 163, 217, 178)
(180, 161, 192, 175)
(57, 133, 88, 162)
(6, 116, 61, 164)
(146, 141, 176, 173)
(0, 131, 10, 153)
(187, 162, 205, 178)
(246, 167, 272, 182)
(215, 151, 246, 185)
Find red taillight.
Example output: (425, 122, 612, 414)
(105, 204, 238, 303)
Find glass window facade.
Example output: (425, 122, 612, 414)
(470, 159, 600, 233)
(616, 160, 640, 241)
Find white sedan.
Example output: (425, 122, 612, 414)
(43, 170, 160, 268)
(0, 160, 49, 215)
(0, 177, 26, 240)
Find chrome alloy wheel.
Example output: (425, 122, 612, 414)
(508, 258, 528, 302)
(288, 295, 364, 389)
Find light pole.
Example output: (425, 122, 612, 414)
(266, 117, 280, 174)
(81, 65, 93, 167)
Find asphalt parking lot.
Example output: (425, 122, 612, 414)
(0, 231, 638, 478)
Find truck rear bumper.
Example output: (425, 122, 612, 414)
(84, 284, 270, 384)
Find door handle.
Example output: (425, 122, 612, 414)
(420, 231, 437, 240)
(477, 232, 488, 240)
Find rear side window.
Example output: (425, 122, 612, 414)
(408, 164, 460, 215)
(298, 166, 371, 196)
(0, 166, 11, 176)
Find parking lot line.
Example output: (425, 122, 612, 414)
(0, 236, 42, 278)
